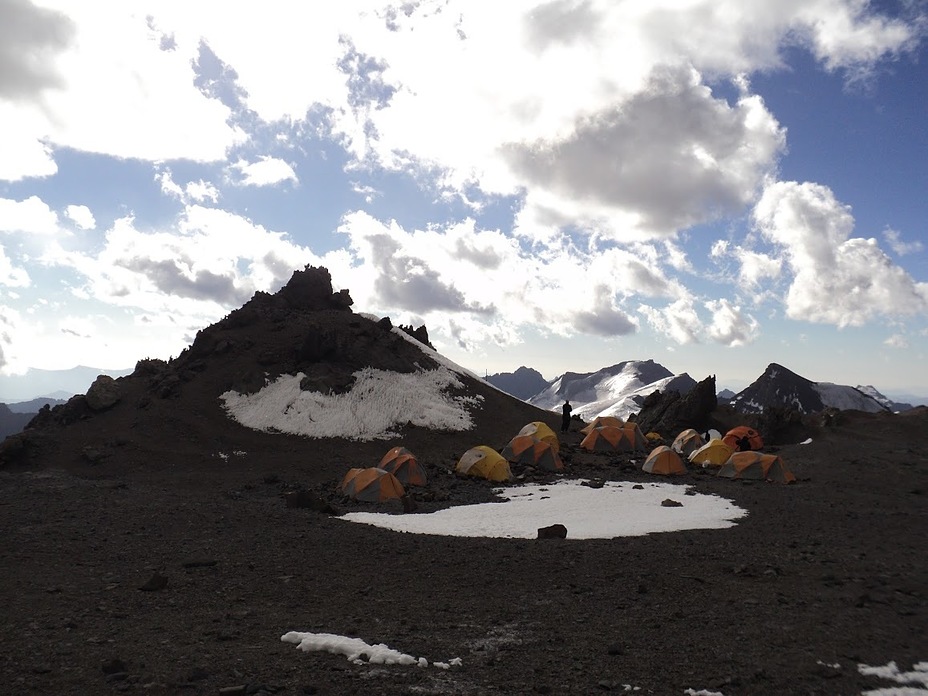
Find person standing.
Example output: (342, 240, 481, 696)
(561, 399, 572, 432)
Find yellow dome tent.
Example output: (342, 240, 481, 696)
(688, 439, 734, 467)
(455, 446, 513, 482)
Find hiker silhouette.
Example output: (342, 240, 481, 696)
(561, 400, 572, 432)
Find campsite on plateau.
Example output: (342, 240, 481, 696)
(1, 268, 925, 696)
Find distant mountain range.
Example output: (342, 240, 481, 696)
(486, 360, 916, 420)
(729, 363, 908, 414)
(0, 366, 133, 402)
(0, 397, 69, 439)
(487, 359, 696, 421)
(0, 356, 918, 440)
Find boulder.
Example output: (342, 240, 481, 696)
(85, 375, 122, 411)
(537, 523, 568, 539)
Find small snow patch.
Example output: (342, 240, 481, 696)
(281, 631, 461, 669)
(859, 661, 928, 695)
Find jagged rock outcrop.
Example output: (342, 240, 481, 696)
(630, 375, 717, 435)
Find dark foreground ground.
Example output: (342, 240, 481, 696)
(1, 404, 926, 696)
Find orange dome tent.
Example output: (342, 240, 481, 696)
(580, 425, 625, 452)
(455, 446, 513, 482)
(501, 435, 564, 472)
(378, 446, 428, 487)
(580, 425, 645, 453)
(717, 451, 795, 483)
(642, 446, 687, 476)
(672, 428, 705, 459)
(339, 468, 406, 502)
(517, 421, 560, 452)
(688, 439, 734, 467)
(580, 416, 625, 435)
(722, 426, 764, 451)
(620, 423, 648, 451)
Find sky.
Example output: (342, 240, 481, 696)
(1, 0, 927, 397)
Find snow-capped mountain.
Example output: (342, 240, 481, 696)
(855, 385, 913, 413)
(730, 363, 890, 414)
(528, 359, 697, 421)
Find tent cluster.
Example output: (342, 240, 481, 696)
(650, 425, 795, 483)
(336, 420, 794, 505)
(458, 421, 565, 483)
(338, 446, 429, 502)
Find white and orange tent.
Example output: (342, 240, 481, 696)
(671, 428, 705, 459)
(339, 468, 406, 502)
(642, 446, 687, 476)
(378, 446, 428, 487)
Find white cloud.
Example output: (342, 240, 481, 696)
(0, 103, 58, 181)
(231, 156, 298, 187)
(65, 204, 95, 230)
(332, 211, 714, 352)
(0, 248, 30, 288)
(883, 227, 924, 256)
(0, 0, 74, 101)
(640, 297, 703, 345)
(504, 65, 785, 239)
(0, 195, 60, 235)
(736, 249, 781, 287)
(2, 1, 245, 172)
(38, 206, 320, 337)
(157, 169, 220, 204)
(753, 181, 928, 326)
(883, 334, 908, 349)
(185, 179, 219, 203)
(704, 298, 759, 346)
(640, 296, 758, 347)
(0, 304, 22, 369)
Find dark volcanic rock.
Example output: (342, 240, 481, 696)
(631, 375, 717, 436)
(537, 523, 568, 539)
